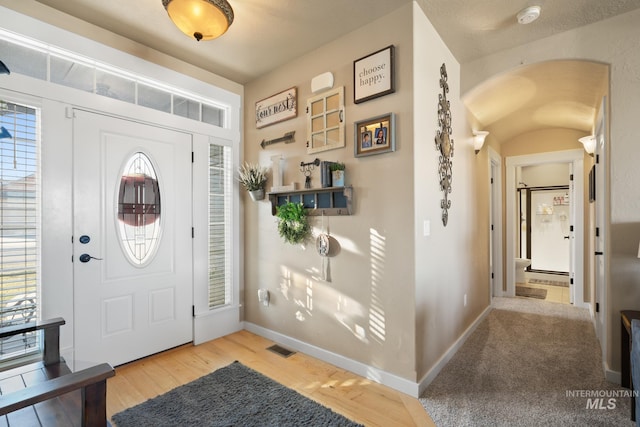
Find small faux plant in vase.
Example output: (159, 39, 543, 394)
(330, 162, 345, 187)
(238, 162, 268, 201)
(276, 202, 310, 245)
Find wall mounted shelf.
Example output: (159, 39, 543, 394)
(268, 186, 353, 216)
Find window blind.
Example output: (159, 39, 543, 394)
(0, 100, 39, 358)
(208, 144, 231, 308)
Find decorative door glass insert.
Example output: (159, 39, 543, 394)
(117, 152, 161, 265)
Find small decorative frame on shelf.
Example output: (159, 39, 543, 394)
(268, 186, 353, 216)
(354, 113, 395, 157)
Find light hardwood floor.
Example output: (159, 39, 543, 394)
(107, 330, 435, 426)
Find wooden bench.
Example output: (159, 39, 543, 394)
(0, 318, 115, 426)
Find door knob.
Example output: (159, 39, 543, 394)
(79, 254, 103, 263)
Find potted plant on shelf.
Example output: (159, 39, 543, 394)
(238, 162, 268, 201)
(330, 162, 345, 187)
(276, 202, 310, 245)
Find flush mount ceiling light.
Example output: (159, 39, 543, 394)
(516, 5, 541, 25)
(162, 0, 234, 42)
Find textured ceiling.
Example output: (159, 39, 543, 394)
(464, 60, 609, 142)
(13, 1, 639, 143)
(31, 0, 411, 84)
(29, 0, 640, 84)
(417, 0, 640, 64)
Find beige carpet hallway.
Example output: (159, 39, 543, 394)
(420, 297, 634, 426)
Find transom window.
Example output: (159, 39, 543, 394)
(0, 29, 229, 128)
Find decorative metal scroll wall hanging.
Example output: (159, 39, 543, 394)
(434, 63, 453, 226)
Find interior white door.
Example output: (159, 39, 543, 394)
(569, 165, 575, 304)
(73, 110, 193, 366)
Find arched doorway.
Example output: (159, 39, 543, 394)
(462, 59, 609, 310)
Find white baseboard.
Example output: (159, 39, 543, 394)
(605, 362, 621, 385)
(574, 301, 590, 310)
(194, 305, 243, 345)
(605, 370, 621, 385)
(417, 305, 492, 396)
(243, 322, 421, 397)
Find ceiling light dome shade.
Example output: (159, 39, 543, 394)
(162, 0, 234, 41)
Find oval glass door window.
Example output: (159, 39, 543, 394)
(117, 152, 162, 265)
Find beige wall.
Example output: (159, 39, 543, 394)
(243, 4, 418, 380)
(463, 9, 640, 374)
(243, 2, 487, 385)
(412, 4, 489, 381)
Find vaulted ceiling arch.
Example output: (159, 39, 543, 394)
(463, 60, 609, 144)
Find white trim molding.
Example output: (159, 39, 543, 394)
(417, 305, 492, 396)
(244, 322, 421, 397)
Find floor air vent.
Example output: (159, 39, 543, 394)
(267, 344, 296, 358)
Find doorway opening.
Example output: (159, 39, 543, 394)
(515, 163, 573, 304)
(506, 150, 585, 307)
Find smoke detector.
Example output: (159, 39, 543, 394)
(516, 6, 541, 24)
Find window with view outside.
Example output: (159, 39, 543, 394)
(0, 100, 39, 359)
(209, 144, 232, 308)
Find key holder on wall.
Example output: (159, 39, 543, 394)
(300, 158, 320, 188)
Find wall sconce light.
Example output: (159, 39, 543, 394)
(579, 135, 596, 156)
(473, 131, 489, 155)
(162, 0, 234, 42)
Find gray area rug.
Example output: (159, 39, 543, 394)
(528, 278, 569, 288)
(420, 297, 635, 426)
(112, 361, 362, 427)
(516, 285, 547, 299)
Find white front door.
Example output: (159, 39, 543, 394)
(73, 110, 193, 366)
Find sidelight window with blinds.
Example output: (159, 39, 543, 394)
(208, 144, 232, 308)
(0, 99, 39, 358)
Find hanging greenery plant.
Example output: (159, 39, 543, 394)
(276, 202, 310, 245)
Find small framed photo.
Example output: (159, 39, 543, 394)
(353, 45, 395, 104)
(354, 113, 395, 157)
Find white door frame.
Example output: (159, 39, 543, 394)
(0, 8, 243, 366)
(505, 149, 586, 307)
(489, 147, 504, 298)
(593, 96, 608, 362)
